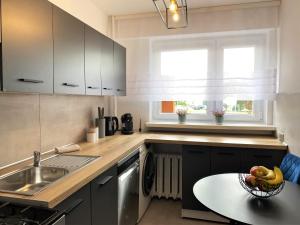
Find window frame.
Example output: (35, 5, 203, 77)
(150, 32, 272, 124)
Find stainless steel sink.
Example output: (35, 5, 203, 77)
(0, 154, 99, 196)
(0, 166, 69, 196)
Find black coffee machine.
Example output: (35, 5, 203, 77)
(105, 116, 119, 136)
(121, 113, 134, 135)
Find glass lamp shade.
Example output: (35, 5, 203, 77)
(153, 0, 188, 29)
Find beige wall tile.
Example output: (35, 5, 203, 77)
(0, 93, 40, 167)
(40, 94, 105, 152)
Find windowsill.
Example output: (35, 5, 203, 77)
(145, 121, 276, 135)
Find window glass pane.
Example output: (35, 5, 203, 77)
(161, 101, 208, 114)
(223, 98, 253, 115)
(223, 47, 255, 77)
(161, 49, 208, 77)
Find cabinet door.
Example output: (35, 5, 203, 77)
(91, 166, 118, 225)
(182, 146, 211, 211)
(241, 149, 286, 173)
(1, 0, 53, 93)
(55, 184, 91, 225)
(211, 147, 241, 175)
(85, 26, 102, 96)
(53, 6, 85, 95)
(114, 42, 126, 96)
(100, 35, 115, 95)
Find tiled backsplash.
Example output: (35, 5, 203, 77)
(0, 92, 106, 168)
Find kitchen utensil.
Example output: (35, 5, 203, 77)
(105, 116, 119, 136)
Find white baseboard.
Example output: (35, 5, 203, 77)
(181, 209, 230, 223)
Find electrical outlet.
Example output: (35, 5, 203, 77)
(278, 132, 285, 143)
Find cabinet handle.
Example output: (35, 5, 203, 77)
(103, 87, 113, 90)
(117, 89, 125, 92)
(64, 199, 84, 215)
(253, 154, 272, 159)
(87, 86, 100, 89)
(97, 176, 113, 186)
(18, 78, 44, 84)
(217, 152, 235, 156)
(62, 83, 79, 87)
(186, 150, 205, 154)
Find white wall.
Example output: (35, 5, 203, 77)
(49, 0, 110, 36)
(275, 0, 300, 156)
(116, 2, 280, 131)
(114, 2, 279, 39)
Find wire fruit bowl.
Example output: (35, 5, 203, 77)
(238, 173, 285, 199)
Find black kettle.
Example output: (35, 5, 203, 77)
(104, 116, 119, 136)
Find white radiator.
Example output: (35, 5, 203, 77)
(152, 154, 182, 200)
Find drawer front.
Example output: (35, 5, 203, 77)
(211, 147, 242, 175)
(241, 149, 286, 173)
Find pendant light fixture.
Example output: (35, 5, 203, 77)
(153, 0, 188, 29)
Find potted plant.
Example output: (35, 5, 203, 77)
(213, 110, 225, 125)
(176, 108, 188, 123)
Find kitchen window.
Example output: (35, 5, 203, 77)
(152, 34, 271, 123)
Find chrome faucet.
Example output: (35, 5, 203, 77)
(33, 151, 41, 167)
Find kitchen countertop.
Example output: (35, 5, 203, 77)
(0, 132, 287, 208)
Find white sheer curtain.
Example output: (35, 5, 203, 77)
(120, 30, 277, 101)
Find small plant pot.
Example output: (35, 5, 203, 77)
(178, 115, 187, 123)
(215, 116, 224, 125)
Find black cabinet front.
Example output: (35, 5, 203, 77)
(182, 146, 210, 211)
(91, 165, 118, 225)
(1, 0, 53, 93)
(241, 149, 286, 173)
(182, 145, 287, 212)
(55, 184, 91, 225)
(210, 148, 241, 174)
(53, 6, 85, 95)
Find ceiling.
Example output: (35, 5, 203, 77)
(92, 0, 276, 16)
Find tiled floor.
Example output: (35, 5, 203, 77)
(138, 199, 221, 225)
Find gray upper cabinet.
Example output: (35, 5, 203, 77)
(53, 6, 85, 95)
(100, 35, 115, 96)
(1, 0, 53, 93)
(114, 42, 126, 96)
(85, 26, 102, 96)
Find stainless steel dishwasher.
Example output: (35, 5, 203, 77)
(118, 150, 140, 225)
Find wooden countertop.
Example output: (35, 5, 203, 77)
(0, 132, 287, 208)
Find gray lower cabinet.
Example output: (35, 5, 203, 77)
(100, 35, 115, 96)
(182, 145, 287, 212)
(210, 148, 241, 174)
(182, 146, 210, 211)
(1, 0, 53, 93)
(114, 42, 126, 96)
(91, 165, 118, 225)
(85, 25, 102, 96)
(55, 165, 118, 225)
(55, 184, 91, 225)
(241, 149, 286, 173)
(53, 6, 85, 95)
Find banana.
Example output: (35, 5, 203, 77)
(256, 167, 284, 191)
(258, 166, 276, 180)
